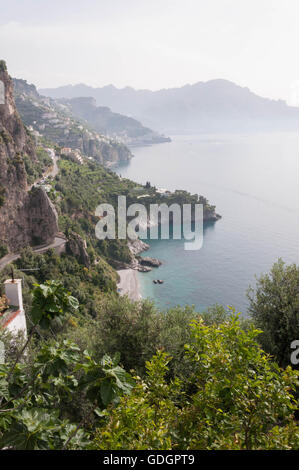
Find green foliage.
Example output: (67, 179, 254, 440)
(0, 276, 298, 450)
(56, 159, 136, 214)
(53, 159, 136, 266)
(0, 243, 8, 258)
(0, 408, 76, 450)
(36, 146, 52, 168)
(181, 316, 298, 449)
(23, 146, 52, 185)
(93, 316, 299, 450)
(67, 296, 160, 374)
(31, 280, 79, 328)
(248, 259, 299, 367)
(0, 340, 133, 449)
(93, 351, 178, 450)
(15, 247, 117, 317)
(0, 282, 134, 450)
(63, 299, 256, 383)
(77, 352, 134, 408)
(97, 239, 132, 264)
(201, 304, 253, 331)
(64, 296, 200, 376)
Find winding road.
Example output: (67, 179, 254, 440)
(28, 149, 59, 190)
(0, 235, 67, 271)
(0, 150, 66, 271)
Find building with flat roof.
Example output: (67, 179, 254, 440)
(0, 279, 27, 338)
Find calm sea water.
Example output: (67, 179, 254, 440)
(115, 134, 299, 315)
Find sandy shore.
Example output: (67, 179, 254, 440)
(117, 269, 142, 301)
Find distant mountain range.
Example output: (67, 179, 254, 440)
(15, 79, 170, 149)
(40, 79, 299, 134)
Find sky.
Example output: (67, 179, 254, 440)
(1, 0, 299, 104)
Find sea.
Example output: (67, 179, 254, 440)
(114, 133, 299, 315)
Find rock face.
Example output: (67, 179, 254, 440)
(66, 231, 90, 267)
(128, 239, 150, 256)
(109, 238, 162, 272)
(26, 188, 58, 246)
(0, 62, 58, 252)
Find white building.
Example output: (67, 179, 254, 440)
(0, 279, 27, 338)
(156, 188, 171, 197)
(45, 148, 55, 159)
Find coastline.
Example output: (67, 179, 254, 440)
(117, 269, 142, 301)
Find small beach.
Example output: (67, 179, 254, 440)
(117, 269, 141, 301)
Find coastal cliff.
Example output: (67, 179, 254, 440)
(0, 62, 58, 252)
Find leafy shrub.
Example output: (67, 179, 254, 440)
(93, 317, 299, 450)
(248, 259, 299, 368)
(0, 243, 8, 258)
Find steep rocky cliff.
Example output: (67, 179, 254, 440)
(0, 61, 58, 252)
(66, 231, 90, 268)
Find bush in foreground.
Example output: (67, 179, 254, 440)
(93, 316, 299, 450)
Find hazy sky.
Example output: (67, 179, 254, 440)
(1, 0, 299, 103)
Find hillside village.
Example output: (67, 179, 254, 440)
(13, 78, 133, 167)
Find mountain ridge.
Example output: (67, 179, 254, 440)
(40, 79, 299, 133)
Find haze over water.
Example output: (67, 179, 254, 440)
(115, 133, 299, 314)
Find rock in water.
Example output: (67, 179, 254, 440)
(138, 256, 162, 268)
